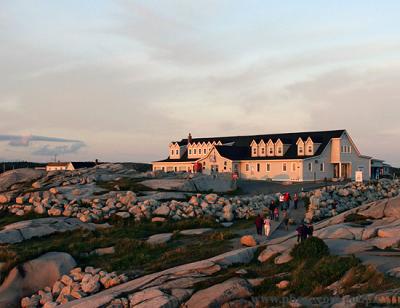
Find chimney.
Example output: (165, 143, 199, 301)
(188, 133, 193, 144)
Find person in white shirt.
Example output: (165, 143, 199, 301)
(263, 216, 271, 237)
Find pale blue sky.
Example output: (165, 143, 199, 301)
(0, 1, 399, 164)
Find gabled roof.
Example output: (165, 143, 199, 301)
(47, 162, 70, 167)
(157, 130, 348, 163)
(177, 129, 345, 147)
(154, 150, 197, 163)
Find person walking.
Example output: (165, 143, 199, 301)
(284, 192, 290, 210)
(268, 200, 275, 220)
(255, 214, 263, 235)
(263, 215, 271, 237)
(306, 222, 314, 238)
(282, 209, 289, 231)
(296, 224, 303, 243)
(274, 206, 279, 221)
(279, 194, 285, 210)
(293, 192, 299, 209)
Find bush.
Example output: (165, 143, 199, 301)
(291, 237, 329, 261)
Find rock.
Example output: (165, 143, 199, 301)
(180, 228, 213, 236)
(276, 280, 290, 289)
(240, 235, 257, 247)
(81, 274, 100, 294)
(147, 233, 173, 245)
(377, 226, 400, 238)
(204, 193, 218, 204)
(170, 288, 193, 303)
(32, 181, 41, 189)
(0, 252, 76, 308)
(129, 288, 165, 306)
(152, 217, 166, 223)
(153, 204, 170, 217)
(0, 194, 10, 204)
(115, 212, 130, 219)
(258, 243, 290, 263)
(274, 253, 293, 265)
(185, 278, 253, 308)
(221, 299, 254, 308)
(92, 246, 115, 256)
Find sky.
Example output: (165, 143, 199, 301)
(0, 0, 399, 165)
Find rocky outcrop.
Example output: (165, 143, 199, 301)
(0, 217, 110, 244)
(0, 252, 76, 308)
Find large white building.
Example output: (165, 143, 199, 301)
(153, 129, 371, 182)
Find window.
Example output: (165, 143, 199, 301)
(266, 163, 270, 172)
(308, 146, 312, 153)
(175, 150, 178, 155)
(292, 163, 296, 171)
(278, 147, 282, 154)
(253, 148, 257, 155)
(282, 163, 287, 172)
(308, 162, 312, 172)
(189, 149, 192, 154)
(204, 149, 207, 154)
(199, 149, 202, 154)
(320, 163, 324, 172)
(171, 150, 174, 155)
(261, 148, 265, 155)
(246, 164, 249, 171)
(299, 147, 303, 154)
(194, 149, 197, 154)
(257, 163, 260, 172)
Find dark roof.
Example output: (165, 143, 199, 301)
(71, 162, 97, 169)
(176, 129, 345, 147)
(155, 130, 347, 163)
(154, 150, 197, 163)
(47, 162, 70, 167)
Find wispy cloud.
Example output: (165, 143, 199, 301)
(32, 141, 85, 156)
(0, 134, 82, 147)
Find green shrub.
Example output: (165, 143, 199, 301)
(290, 237, 329, 261)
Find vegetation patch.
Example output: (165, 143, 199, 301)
(0, 216, 232, 282)
(96, 177, 152, 193)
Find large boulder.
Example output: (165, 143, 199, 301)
(240, 235, 257, 247)
(184, 278, 253, 308)
(383, 197, 400, 219)
(0, 168, 44, 191)
(153, 204, 170, 217)
(0, 252, 76, 307)
(147, 233, 173, 245)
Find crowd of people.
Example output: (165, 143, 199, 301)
(254, 191, 313, 241)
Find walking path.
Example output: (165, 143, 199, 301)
(229, 200, 307, 249)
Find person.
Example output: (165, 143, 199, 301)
(274, 206, 279, 221)
(255, 214, 263, 235)
(269, 200, 275, 220)
(306, 222, 314, 238)
(293, 192, 299, 209)
(279, 194, 285, 210)
(284, 192, 290, 209)
(282, 209, 289, 231)
(263, 215, 271, 237)
(296, 224, 303, 243)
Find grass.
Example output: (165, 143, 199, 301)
(0, 216, 233, 282)
(228, 237, 400, 299)
(96, 177, 152, 193)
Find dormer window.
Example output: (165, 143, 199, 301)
(199, 149, 202, 154)
(261, 148, 265, 155)
(269, 148, 273, 155)
(278, 147, 282, 154)
(171, 150, 174, 155)
(175, 150, 178, 155)
(204, 149, 207, 154)
(308, 146, 312, 153)
(299, 147, 303, 154)
(189, 149, 192, 154)
(194, 149, 197, 154)
(253, 148, 257, 155)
